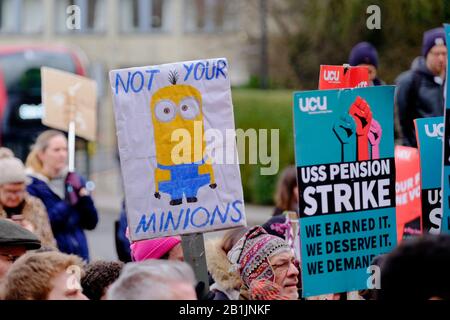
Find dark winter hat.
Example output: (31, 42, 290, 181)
(349, 42, 379, 68)
(422, 27, 446, 57)
(0, 219, 41, 250)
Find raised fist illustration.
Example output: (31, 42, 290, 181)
(333, 114, 356, 144)
(349, 96, 373, 136)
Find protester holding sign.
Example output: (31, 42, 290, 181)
(25, 130, 98, 261)
(396, 27, 447, 147)
(349, 42, 385, 86)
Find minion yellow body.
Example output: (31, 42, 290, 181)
(151, 84, 216, 206)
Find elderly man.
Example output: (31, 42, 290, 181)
(228, 226, 300, 300)
(396, 27, 447, 147)
(0, 219, 41, 280)
(0, 148, 55, 247)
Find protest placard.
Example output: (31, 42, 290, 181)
(293, 86, 397, 297)
(319, 65, 369, 90)
(109, 58, 246, 241)
(415, 117, 443, 234)
(41, 67, 97, 141)
(441, 24, 450, 234)
(394, 146, 422, 241)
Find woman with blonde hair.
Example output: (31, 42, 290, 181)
(25, 130, 98, 261)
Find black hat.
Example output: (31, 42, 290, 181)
(0, 219, 41, 250)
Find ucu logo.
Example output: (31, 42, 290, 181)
(299, 97, 328, 113)
(425, 123, 444, 139)
(323, 70, 340, 82)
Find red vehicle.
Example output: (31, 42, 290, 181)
(0, 45, 90, 169)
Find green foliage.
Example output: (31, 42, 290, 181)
(232, 88, 294, 204)
(273, 0, 447, 89)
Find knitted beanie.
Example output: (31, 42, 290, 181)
(227, 226, 291, 288)
(0, 148, 29, 185)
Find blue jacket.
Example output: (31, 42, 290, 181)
(27, 175, 98, 261)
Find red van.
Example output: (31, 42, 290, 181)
(0, 45, 89, 164)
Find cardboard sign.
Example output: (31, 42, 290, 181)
(394, 146, 422, 241)
(415, 117, 443, 234)
(318, 65, 369, 90)
(442, 24, 450, 234)
(293, 86, 397, 297)
(41, 67, 97, 141)
(109, 58, 246, 241)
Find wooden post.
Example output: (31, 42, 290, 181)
(181, 233, 210, 298)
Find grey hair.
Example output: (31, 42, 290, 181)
(107, 260, 196, 300)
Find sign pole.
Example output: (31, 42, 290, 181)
(181, 233, 210, 298)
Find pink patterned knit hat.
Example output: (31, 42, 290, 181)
(227, 226, 291, 288)
(131, 236, 181, 261)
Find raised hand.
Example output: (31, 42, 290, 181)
(333, 114, 356, 144)
(368, 119, 382, 159)
(349, 96, 373, 161)
(349, 96, 373, 136)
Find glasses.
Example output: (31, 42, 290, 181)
(0, 253, 21, 263)
(271, 258, 300, 273)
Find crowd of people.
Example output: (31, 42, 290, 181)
(0, 26, 449, 300)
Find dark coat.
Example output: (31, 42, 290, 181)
(26, 174, 98, 261)
(396, 57, 445, 147)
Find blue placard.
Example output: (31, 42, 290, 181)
(441, 24, 450, 234)
(293, 86, 397, 297)
(415, 117, 443, 234)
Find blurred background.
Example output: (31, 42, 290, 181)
(0, 0, 447, 259)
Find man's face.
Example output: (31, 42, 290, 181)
(0, 246, 26, 279)
(426, 44, 447, 76)
(46, 270, 88, 300)
(0, 183, 26, 208)
(269, 251, 299, 300)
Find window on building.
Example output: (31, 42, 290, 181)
(120, 0, 169, 33)
(184, 0, 238, 33)
(0, 0, 43, 34)
(55, 0, 106, 34)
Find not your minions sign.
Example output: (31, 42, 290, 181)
(293, 86, 398, 297)
(110, 58, 246, 241)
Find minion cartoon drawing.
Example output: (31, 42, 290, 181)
(152, 71, 216, 206)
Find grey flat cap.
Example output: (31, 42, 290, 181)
(0, 219, 41, 250)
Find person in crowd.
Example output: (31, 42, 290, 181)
(349, 41, 385, 86)
(0, 219, 41, 280)
(25, 130, 98, 261)
(396, 27, 447, 147)
(1, 251, 87, 300)
(378, 235, 450, 300)
(228, 226, 299, 300)
(115, 200, 131, 262)
(272, 165, 298, 217)
(81, 260, 124, 300)
(0, 148, 55, 247)
(205, 227, 248, 300)
(130, 235, 183, 261)
(107, 260, 197, 300)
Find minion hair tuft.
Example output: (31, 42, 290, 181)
(168, 70, 179, 85)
